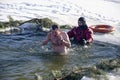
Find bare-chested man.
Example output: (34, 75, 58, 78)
(42, 25, 71, 55)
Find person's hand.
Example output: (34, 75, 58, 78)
(42, 40, 47, 45)
(79, 39, 87, 46)
(42, 42, 45, 45)
(52, 41, 57, 45)
(82, 39, 87, 45)
(59, 35, 64, 40)
(86, 41, 90, 45)
(55, 31, 63, 40)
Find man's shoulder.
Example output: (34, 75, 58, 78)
(71, 26, 78, 30)
(61, 31, 67, 35)
(88, 28, 93, 31)
(61, 31, 69, 37)
(87, 28, 93, 33)
(73, 26, 78, 29)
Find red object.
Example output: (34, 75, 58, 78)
(89, 25, 114, 33)
(67, 26, 93, 43)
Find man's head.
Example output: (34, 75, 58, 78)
(51, 24, 61, 34)
(78, 17, 88, 30)
(52, 24, 59, 30)
(78, 17, 86, 26)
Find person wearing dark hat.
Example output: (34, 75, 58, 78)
(67, 17, 93, 46)
(42, 24, 71, 55)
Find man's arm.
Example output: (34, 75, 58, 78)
(86, 28, 93, 43)
(67, 27, 76, 38)
(61, 32, 71, 48)
(42, 33, 51, 45)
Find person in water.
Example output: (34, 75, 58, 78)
(42, 24, 71, 55)
(67, 17, 93, 46)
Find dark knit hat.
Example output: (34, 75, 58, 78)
(52, 24, 59, 30)
(78, 17, 86, 23)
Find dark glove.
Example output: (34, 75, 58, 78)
(86, 41, 90, 45)
(79, 39, 87, 46)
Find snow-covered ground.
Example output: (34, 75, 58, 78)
(0, 0, 120, 45)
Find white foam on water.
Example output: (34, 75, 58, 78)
(81, 76, 95, 80)
(106, 73, 120, 80)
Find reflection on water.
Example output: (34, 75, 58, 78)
(0, 34, 119, 80)
(41, 55, 67, 70)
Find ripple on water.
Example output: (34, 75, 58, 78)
(0, 34, 119, 80)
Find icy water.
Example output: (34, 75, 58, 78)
(0, 33, 120, 80)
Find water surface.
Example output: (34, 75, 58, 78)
(0, 33, 119, 80)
